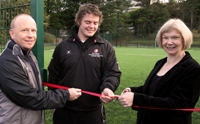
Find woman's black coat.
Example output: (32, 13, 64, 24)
(131, 52, 200, 124)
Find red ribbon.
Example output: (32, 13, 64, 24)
(42, 82, 200, 112)
(42, 82, 118, 98)
(132, 105, 200, 112)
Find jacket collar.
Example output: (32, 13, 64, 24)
(143, 51, 191, 94)
(7, 39, 32, 57)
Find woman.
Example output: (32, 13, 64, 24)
(118, 18, 200, 124)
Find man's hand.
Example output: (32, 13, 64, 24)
(100, 88, 116, 103)
(68, 88, 82, 101)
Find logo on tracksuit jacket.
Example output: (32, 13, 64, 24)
(89, 49, 103, 58)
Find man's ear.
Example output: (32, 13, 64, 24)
(9, 29, 14, 39)
(76, 20, 81, 27)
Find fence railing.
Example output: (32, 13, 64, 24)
(0, 0, 31, 52)
(44, 29, 200, 48)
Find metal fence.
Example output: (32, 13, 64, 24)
(45, 29, 200, 48)
(45, 29, 157, 48)
(0, 0, 31, 52)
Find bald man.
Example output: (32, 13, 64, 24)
(0, 14, 81, 124)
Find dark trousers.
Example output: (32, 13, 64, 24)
(53, 106, 106, 124)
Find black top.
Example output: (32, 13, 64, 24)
(48, 25, 121, 111)
(131, 52, 200, 124)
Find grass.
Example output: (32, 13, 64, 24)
(44, 47, 200, 124)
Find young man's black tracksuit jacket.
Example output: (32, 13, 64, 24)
(48, 25, 121, 111)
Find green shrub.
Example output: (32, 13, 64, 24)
(44, 32, 56, 44)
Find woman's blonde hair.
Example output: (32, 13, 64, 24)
(155, 18, 193, 50)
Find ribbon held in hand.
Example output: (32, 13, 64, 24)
(42, 82, 118, 98)
(43, 82, 200, 112)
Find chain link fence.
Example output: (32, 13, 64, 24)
(44, 29, 200, 48)
(0, 0, 30, 52)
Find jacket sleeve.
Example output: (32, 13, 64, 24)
(130, 86, 144, 93)
(0, 56, 69, 110)
(100, 42, 121, 92)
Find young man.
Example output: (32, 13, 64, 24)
(48, 3, 121, 124)
(0, 14, 81, 124)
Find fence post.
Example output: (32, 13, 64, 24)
(31, 0, 45, 81)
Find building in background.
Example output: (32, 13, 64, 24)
(128, 0, 170, 12)
(150, 0, 169, 4)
